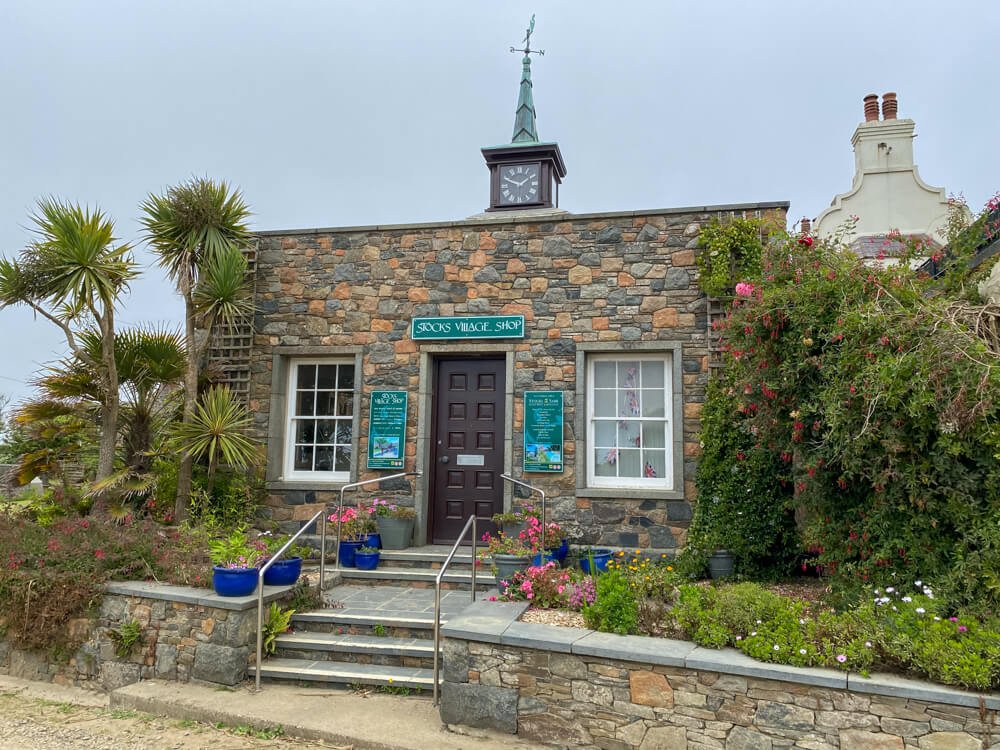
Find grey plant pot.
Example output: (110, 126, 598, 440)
(501, 521, 528, 541)
(708, 549, 735, 579)
(492, 553, 531, 587)
(377, 516, 414, 550)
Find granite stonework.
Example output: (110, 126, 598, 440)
(440, 601, 1000, 749)
(248, 203, 788, 551)
(0, 582, 290, 691)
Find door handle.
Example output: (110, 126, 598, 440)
(439, 456, 449, 464)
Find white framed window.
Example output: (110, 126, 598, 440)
(586, 354, 673, 490)
(284, 360, 355, 482)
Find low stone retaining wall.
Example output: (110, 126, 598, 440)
(440, 601, 1000, 749)
(0, 581, 291, 691)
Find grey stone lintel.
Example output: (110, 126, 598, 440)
(105, 581, 293, 612)
(686, 646, 847, 689)
(439, 600, 529, 644)
(846, 671, 1000, 711)
(573, 631, 693, 667)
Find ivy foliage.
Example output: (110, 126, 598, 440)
(695, 217, 765, 298)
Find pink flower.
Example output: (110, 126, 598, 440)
(735, 282, 756, 297)
(836, 654, 847, 663)
(958, 625, 967, 632)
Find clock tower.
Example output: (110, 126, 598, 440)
(482, 17, 567, 212)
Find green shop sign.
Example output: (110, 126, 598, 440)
(523, 391, 564, 473)
(411, 315, 525, 340)
(366, 390, 408, 470)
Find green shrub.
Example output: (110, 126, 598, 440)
(582, 569, 638, 635)
(695, 217, 766, 298)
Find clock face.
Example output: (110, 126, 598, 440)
(498, 163, 541, 205)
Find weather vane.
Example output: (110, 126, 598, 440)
(510, 14, 544, 58)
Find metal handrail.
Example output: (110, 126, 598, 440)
(254, 506, 327, 690)
(332, 471, 420, 570)
(433, 513, 477, 706)
(501, 474, 546, 541)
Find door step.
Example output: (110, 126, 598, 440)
(338, 567, 495, 590)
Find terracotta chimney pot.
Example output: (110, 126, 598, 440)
(863, 94, 879, 122)
(801, 217, 812, 233)
(882, 92, 897, 119)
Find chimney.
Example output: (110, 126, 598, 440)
(863, 94, 879, 122)
(882, 92, 897, 120)
(801, 217, 811, 233)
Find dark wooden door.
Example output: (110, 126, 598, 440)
(430, 358, 505, 544)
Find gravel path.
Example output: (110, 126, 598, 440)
(0, 692, 334, 750)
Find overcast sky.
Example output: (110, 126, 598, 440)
(1, 0, 998, 405)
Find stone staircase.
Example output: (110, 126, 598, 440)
(250, 546, 494, 692)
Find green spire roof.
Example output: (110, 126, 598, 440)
(511, 55, 538, 143)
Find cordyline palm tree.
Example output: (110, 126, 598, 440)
(169, 385, 257, 497)
(140, 178, 253, 522)
(0, 199, 138, 484)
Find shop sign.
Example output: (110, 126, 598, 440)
(366, 390, 408, 469)
(410, 315, 525, 340)
(523, 391, 564, 473)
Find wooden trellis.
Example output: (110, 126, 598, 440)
(206, 242, 257, 404)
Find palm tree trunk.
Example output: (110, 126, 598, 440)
(206, 444, 218, 498)
(97, 307, 119, 482)
(173, 293, 197, 523)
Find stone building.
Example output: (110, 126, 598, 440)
(244, 40, 788, 553)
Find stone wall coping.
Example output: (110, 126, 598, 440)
(442, 600, 1000, 711)
(105, 581, 294, 612)
(253, 201, 791, 237)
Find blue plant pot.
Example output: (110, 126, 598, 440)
(579, 548, 613, 576)
(531, 551, 557, 567)
(552, 539, 569, 564)
(364, 533, 382, 550)
(338, 540, 363, 568)
(212, 566, 259, 597)
(354, 550, 380, 571)
(262, 556, 302, 586)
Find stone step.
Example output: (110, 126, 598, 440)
(250, 658, 435, 690)
(274, 632, 435, 668)
(338, 567, 495, 590)
(291, 610, 439, 639)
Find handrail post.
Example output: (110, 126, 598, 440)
(328, 471, 421, 572)
(433, 513, 478, 706)
(500, 473, 546, 547)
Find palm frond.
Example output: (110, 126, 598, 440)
(193, 246, 255, 327)
(169, 385, 257, 469)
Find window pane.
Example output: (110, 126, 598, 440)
(594, 390, 616, 418)
(618, 449, 641, 477)
(618, 420, 641, 448)
(336, 420, 353, 445)
(296, 364, 316, 390)
(643, 450, 667, 480)
(294, 446, 313, 471)
(338, 366, 355, 389)
(641, 360, 664, 389)
(594, 448, 617, 476)
(618, 361, 640, 389)
(315, 446, 334, 471)
(336, 392, 353, 417)
(618, 389, 641, 418)
(335, 446, 351, 472)
(316, 420, 336, 444)
(315, 391, 336, 416)
(594, 420, 617, 447)
(295, 420, 315, 444)
(642, 422, 665, 449)
(317, 365, 337, 389)
(295, 391, 315, 417)
(642, 389, 665, 418)
(594, 361, 616, 388)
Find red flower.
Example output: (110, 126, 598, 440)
(94, 549, 105, 559)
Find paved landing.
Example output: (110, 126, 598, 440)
(324, 584, 492, 619)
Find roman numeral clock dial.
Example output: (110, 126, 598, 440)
(499, 163, 540, 205)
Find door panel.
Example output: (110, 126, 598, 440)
(431, 357, 505, 543)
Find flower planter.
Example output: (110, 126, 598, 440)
(531, 551, 557, 567)
(579, 548, 613, 576)
(708, 549, 735, 579)
(355, 549, 380, 571)
(262, 556, 302, 586)
(492, 553, 531, 586)
(551, 539, 569, 564)
(364, 533, 382, 550)
(377, 516, 414, 550)
(338, 540, 363, 568)
(212, 566, 259, 597)
(501, 521, 528, 541)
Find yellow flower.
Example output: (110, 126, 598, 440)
(667, 566, 673, 572)
(635, 549, 640, 554)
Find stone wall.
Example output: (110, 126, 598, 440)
(249, 203, 787, 551)
(0, 582, 287, 691)
(440, 601, 1000, 749)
